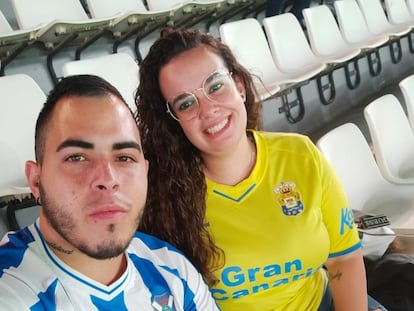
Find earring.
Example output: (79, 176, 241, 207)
(240, 93, 246, 101)
(36, 197, 42, 206)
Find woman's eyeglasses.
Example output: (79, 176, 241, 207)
(166, 69, 235, 121)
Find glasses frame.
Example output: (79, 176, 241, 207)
(165, 69, 234, 121)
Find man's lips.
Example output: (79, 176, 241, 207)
(89, 205, 126, 220)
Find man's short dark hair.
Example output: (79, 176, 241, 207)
(35, 74, 133, 163)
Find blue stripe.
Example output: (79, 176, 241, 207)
(212, 183, 256, 202)
(328, 241, 362, 258)
(134, 231, 182, 254)
(0, 228, 34, 277)
(30, 279, 58, 311)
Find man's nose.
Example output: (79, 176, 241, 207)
(91, 160, 119, 193)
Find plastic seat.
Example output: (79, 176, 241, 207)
(86, 0, 148, 17)
(316, 122, 414, 232)
(399, 74, 414, 130)
(220, 18, 301, 101)
(356, 0, 411, 37)
(147, 0, 225, 29)
(407, 0, 414, 16)
(11, 0, 116, 83)
(383, 0, 414, 29)
(0, 74, 45, 188)
(0, 74, 48, 235)
(262, 12, 326, 82)
(364, 94, 414, 184)
(333, 0, 389, 50)
(146, 0, 185, 11)
(0, 9, 13, 34)
(302, 5, 361, 64)
(61, 53, 139, 112)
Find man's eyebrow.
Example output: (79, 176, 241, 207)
(56, 139, 93, 152)
(113, 141, 142, 153)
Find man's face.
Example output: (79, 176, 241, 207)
(26, 94, 148, 259)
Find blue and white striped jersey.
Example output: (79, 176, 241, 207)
(0, 220, 219, 311)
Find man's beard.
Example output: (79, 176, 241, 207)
(39, 183, 140, 259)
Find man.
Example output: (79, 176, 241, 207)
(0, 75, 219, 311)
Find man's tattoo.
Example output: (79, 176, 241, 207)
(45, 240, 74, 255)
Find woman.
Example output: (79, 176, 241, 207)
(135, 28, 386, 311)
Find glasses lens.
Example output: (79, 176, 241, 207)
(203, 71, 234, 102)
(169, 93, 199, 121)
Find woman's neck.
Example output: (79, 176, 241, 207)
(203, 133, 256, 186)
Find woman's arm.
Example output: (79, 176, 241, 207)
(325, 248, 368, 311)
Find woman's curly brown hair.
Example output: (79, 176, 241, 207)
(136, 28, 261, 285)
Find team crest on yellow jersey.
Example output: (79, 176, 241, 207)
(274, 181, 304, 216)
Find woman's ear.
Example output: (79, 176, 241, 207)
(25, 160, 41, 199)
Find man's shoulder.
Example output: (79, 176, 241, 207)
(129, 231, 183, 256)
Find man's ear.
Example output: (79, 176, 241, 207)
(25, 160, 40, 199)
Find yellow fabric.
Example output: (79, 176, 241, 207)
(205, 131, 361, 311)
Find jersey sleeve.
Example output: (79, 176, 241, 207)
(0, 277, 41, 311)
(313, 142, 361, 258)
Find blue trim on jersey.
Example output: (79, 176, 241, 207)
(91, 291, 128, 311)
(328, 241, 362, 258)
(30, 279, 58, 311)
(34, 223, 128, 296)
(134, 231, 182, 254)
(0, 228, 34, 277)
(212, 183, 257, 202)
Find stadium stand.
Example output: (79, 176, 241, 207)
(399, 74, 414, 130)
(363, 94, 414, 184)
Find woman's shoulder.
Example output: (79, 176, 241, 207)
(253, 130, 315, 150)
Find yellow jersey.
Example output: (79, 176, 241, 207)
(205, 130, 361, 311)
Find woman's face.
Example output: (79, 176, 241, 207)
(159, 46, 247, 157)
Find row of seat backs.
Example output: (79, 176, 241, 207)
(1, 0, 263, 43)
(218, 0, 414, 102)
